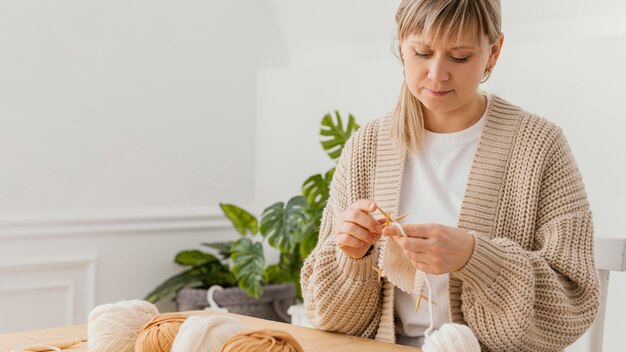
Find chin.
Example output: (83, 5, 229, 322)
(418, 93, 457, 112)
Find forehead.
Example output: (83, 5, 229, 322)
(404, 31, 484, 49)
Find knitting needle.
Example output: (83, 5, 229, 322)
(338, 206, 409, 282)
(375, 206, 407, 227)
(415, 291, 437, 311)
(337, 206, 403, 250)
(14, 337, 86, 352)
(372, 266, 383, 282)
(379, 210, 438, 311)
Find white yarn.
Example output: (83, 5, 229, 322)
(390, 222, 480, 350)
(423, 273, 435, 338)
(422, 323, 481, 352)
(171, 315, 248, 352)
(391, 221, 408, 237)
(87, 299, 159, 352)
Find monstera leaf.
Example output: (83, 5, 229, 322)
(231, 237, 267, 299)
(320, 111, 360, 160)
(302, 167, 335, 212)
(300, 210, 323, 259)
(201, 241, 235, 259)
(260, 196, 308, 253)
(219, 203, 258, 236)
(174, 250, 220, 266)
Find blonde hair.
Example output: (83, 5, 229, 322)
(391, 0, 502, 154)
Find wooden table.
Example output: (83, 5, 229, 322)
(0, 311, 420, 352)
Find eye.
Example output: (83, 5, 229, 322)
(450, 56, 470, 63)
(413, 50, 431, 58)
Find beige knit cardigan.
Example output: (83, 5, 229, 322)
(301, 95, 600, 351)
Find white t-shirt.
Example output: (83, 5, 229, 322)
(394, 94, 490, 347)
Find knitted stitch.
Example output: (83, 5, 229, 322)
(300, 95, 600, 351)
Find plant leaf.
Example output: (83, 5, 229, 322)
(320, 111, 359, 160)
(219, 203, 258, 236)
(202, 241, 235, 259)
(324, 167, 335, 182)
(260, 196, 308, 253)
(174, 250, 220, 266)
(231, 237, 267, 299)
(302, 175, 328, 212)
(300, 214, 321, 260)
(301, 167, 335, 212)
(145, 261, 234, 303)
(266, 264, 287, 284)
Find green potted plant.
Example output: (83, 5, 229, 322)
(145, 111, 360, 322)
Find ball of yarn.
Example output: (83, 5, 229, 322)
(221, 329, 304, 352)
(88, 300, 159, 352)
(422, 323, 481, 352)
(171, 315, 248, 352)
(135, 312, 188, 352)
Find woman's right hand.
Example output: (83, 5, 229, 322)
(335, 199, 386, 259)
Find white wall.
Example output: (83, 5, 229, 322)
(0, 0, 287, 212)
(256, 1, 626, 351)
(0, 0, 288, 332)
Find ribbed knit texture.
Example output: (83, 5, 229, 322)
(300, 95, 600, 351)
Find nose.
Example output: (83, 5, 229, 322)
(427, 55, 450, 83)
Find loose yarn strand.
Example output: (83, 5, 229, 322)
(424, 274, 434, 337)
(391, 219, 468, 346)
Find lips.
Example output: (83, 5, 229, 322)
(424, 88, 453, 96)
(425, 88, 452, 93)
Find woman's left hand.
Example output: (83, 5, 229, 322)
(382, 223, 475, 274)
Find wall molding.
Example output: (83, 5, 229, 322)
(0, 206, 246, 239)
(0, 253, 97, 326)
(0, 253, 97, 274)
(0, 281, 75, 325)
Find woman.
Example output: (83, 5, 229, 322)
(300, 0, 600, 350)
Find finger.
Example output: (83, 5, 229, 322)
(394, 236, 430, 253)
(336, 221, 381, 246)
(404, 248, 428, 262)
(381, 224, 406, 237)
(341, 208, 383, 235)
(336, 232, 367, 249)
(348, 199, 378, 213)
(401, 223, 447, 238)
(410, 259, 432, 273)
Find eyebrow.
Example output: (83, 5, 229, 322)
(410, 40, 475, 50)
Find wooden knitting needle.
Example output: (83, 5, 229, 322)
(375, 206, 407, 228)
(372, 266, 383, 282)
(337, 206, 407, 251)
(16, 337, 86, 352)
(376, 206, 435, 309)
(415, 291, 437, 311)
(394, 213, 409, 222)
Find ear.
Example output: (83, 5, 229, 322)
(488, 33, 504, 67)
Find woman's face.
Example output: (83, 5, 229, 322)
(400, 31, 502, 114)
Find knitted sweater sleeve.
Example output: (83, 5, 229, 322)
(453, 127, 600, 351)
(300, 125, 383, 339)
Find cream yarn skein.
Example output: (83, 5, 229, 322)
(422, 323, 481, 352)
(88, 299, 159, 352)
(171, 315, 248, 352)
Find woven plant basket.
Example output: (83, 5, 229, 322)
(175, 283, 296, 322)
